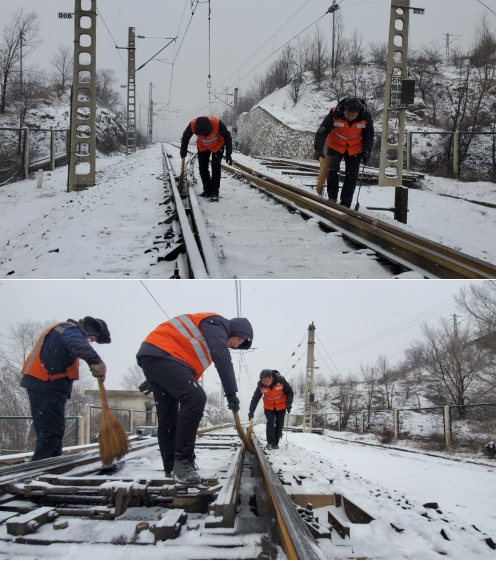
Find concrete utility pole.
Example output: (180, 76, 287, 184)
(233, 87, 239, 150)
(302, 322, 316, 433)
(126, 27, 136, 154)
(68, 0, 97, 191)
(328, 2, 340, 77)
(378, 0, 422, 223)
(147, 82, 153, 144)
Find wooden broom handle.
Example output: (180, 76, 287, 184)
(97, 378, 110, 412)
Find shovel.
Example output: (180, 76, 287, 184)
(354, 162, 366, 211)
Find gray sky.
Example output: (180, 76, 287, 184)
(9, 0, 490, 140)
(0, 279, 475, 413)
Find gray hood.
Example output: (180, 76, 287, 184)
(229, 317, 253, 350)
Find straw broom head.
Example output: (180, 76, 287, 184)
(98, 379, 129, 467)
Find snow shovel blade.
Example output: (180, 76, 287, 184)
(233, 412, 255, 454)
(316, 155, 331, 196)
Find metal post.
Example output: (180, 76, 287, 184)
(83, 403, 91, 444)
(68, 0, 97, 191)
(453, 131, 460, 179)
(394, 186, 408, 223)
(147, 82, 153, 144)
(23, 128, 29, 179)
(50, 129, 56, 170)
(393, 408, 399, 438)
(233, 87, 238, 150)
(444, 405, 451, 449)
(360, 411, 364, 434)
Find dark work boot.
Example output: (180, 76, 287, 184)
(173, 458, 201, 485)
(210, 193, 219, 202)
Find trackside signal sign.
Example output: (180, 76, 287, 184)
(58, 12, 73, 19)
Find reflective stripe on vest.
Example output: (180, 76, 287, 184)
(169, 315, 211, 371)
(143, 312, 216, 378)
(22, 323, 79, 381)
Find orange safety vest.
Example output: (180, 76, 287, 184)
(191, 117, 225, 153)
(261, 382, 287, 411)
(143, 313, 217, 379)
(22, 323, 80, 382)
(327, 117, 367, 155)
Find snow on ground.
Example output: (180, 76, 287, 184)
(0, 427, 494, 560)
(0, 143, 495, 279)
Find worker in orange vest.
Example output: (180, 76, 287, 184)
(314, 97, 374, 208)
(20, 317, 111, 461)
(248, 369, 294, 450)
(180, 116, 233, 202)
(137, 313, 253, 484)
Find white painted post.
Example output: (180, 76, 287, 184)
(36, 169, 43, 189)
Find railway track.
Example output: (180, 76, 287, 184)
(0, 427, 327, 559)
(151, 145, 496, 279)
(224, 159, 496, 279)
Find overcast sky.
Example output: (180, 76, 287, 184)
(9, 0, 491, 140)
(0, 279, 476, 413)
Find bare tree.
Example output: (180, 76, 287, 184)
(121, 364, 146, 390)
(368, 41, 388, 67)
(307, 26, 329, 88)
(96, 68, 121, 112)
(412, 317, 493, 414)
(455, 281, 496, 336)
(332, 376, 358, 429)
(50, 44, 73, 99)
(9, 67, 47, 131)
(0, 8, 41, 113)
(376, 355, 396, 410)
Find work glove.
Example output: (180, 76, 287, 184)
(89, 362, 106, 380)
(225, 154, 233, 165)
(286, 405, 292, 414)
(138, 380, 152, 395)
(314, 150, 324, 161)
(248, 411, 254, 420)
(225, 393, 240, 413)
(362, 151, 370, 165)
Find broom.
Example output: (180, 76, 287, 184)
(178, 157, 186, 192)
(97, 378, 129, 467)
(233, 412, 256, 454)
(316, 155, 331, 197)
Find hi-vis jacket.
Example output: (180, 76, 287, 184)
(191, 117, 224, 153)
(137, 314, 254, 395)
(249, 371, 294, 414)
(22, 323, 80, 381)
(180, 116, 233, 157)
(314, 100, 374, 157)
(143, 313, 216, 379)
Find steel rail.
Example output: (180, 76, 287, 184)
(162, 148, 209, 278)
(226, 161, 496, 279)
(252, 436, 326, 560)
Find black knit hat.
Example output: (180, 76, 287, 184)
(80, 316, 111, 344)
(260, 369, 275, 380)
(194, 116, 213, 136)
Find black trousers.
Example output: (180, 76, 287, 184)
(28, 389, 67, 461)
(327, 149, 362, 208)
(264, 408, 286, 446)
(198, 147, 224, 196)
(139, 356, 206, 472)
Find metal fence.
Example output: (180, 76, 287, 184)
(333, 402, 496, 453)
(86, 406, 158, 443)
(0, 416, 81, 455)
(407, 131, 496, 182)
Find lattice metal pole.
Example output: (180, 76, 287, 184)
(126, 27, 136, 154)
(147, 82, 153, 144)
(68, 0, 97, 191)
(302, 322, 316, 433)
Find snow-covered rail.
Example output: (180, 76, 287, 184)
(230, 160, 496, 279)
